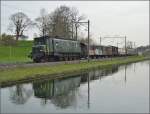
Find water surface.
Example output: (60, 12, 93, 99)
(1, 61, 149, 113)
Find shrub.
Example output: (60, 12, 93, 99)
(0, 33, 16, 46)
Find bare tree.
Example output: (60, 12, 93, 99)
(127, 41, 133, 49)
(34, 6, 86, 39)
(35, 8, 50, 36)
(70, 7, 86, 39)
(8, 12, 33, 41)
(49, 5, 86, 39)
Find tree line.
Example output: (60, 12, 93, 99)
(6, 5, 86, 41)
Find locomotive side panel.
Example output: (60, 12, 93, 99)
(53, 39, 81, 54)
(46, 38, 53, 54)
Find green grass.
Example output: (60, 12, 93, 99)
(0, 41, 33, 63)
(0, 55, 149, 85)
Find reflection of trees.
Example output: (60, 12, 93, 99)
(33, 80, 54, 106)
(51, 89, 77, 108)
(81, 65, 119, 83)
(7, 64, 120, 107)
(9, 84, 33, 104)
(33, 80, 54, 99)
(32, 76, 81, 108)
(53, 77, 80, 96)
(51, 77, 80, 108)
(32, 65, 119, 108)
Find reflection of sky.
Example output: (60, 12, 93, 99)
(1, 1, 149, 47)
(1, 61, 149, 113)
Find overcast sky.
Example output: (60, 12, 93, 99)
(1, 1, 149, 47)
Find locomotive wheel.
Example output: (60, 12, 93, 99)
(49, 57, 55, 62)
(63, 57, 66, 61)
(65, 57, 68, 61)
(40, 57, 47, 63)
(40, 58, 45, 63)
(33, 58, 40, 63)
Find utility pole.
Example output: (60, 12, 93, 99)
(73, 20, 90, 62)
(88, 20, 90, 62)
(100, 36, 102, 46)
(75, 24, 77, 40)
(125, 36, 127, 55)
(72, 21, 74, 39)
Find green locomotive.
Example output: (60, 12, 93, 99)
(30, 36, 81, 62)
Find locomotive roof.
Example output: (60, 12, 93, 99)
(34, 36, 78, 41)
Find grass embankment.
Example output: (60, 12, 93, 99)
(0, 55, 149, 85)
(0, 41, 32, 63)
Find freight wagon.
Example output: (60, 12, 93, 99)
(118, 48, 137, 56)
(88, 45, 118, 58)
(127, 48, 137, 56)
(105, 46, 118, 57)
(89, 45, 104, 58)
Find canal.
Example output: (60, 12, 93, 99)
(0, 60, 149, 113)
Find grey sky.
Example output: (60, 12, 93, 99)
(1, 1, 149, 47)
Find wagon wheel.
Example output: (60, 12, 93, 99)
(33, 59, 39, 63)
(40, 58, 45, 63)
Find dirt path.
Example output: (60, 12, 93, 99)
(0, 57, 124, 69)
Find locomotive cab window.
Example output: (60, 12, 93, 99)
(55, 42, 58, 46)
(34, 37, 46, 45)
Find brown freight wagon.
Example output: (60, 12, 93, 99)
(105, 46, 118, 57)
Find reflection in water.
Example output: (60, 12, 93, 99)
(124, 65, 127, 83)
(88, 74, 90, 109)
(31, 65, 119, 109)
(2, 61, 149, 113)
(9, 84, 33, 104)
(33, 77, 81, 108)
(33, 80, 54, 99)
(7, 65, 119, 108)
(81, 65, 119, 83)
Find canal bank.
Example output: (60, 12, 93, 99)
(0, 55, 149, 86)
(1, 60, 149, 113)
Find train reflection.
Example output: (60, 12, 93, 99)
(32, 65, 119, 108)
